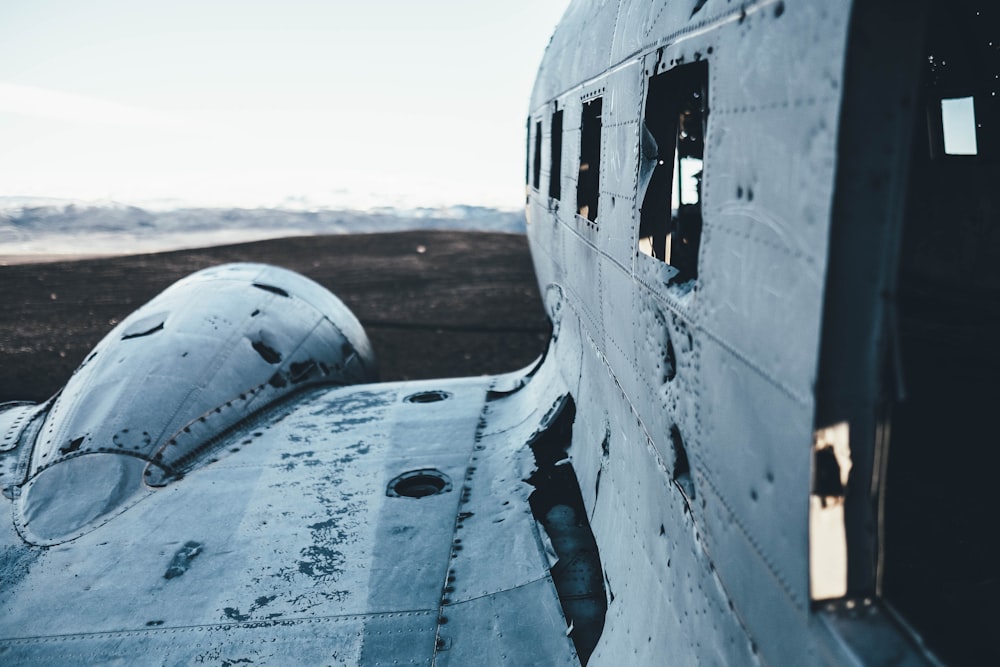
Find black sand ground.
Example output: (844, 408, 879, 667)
(0, 230, 549, 403)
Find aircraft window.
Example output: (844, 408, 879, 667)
(533, 120, 543, 191)
(525, 116, 531, 186)
(549, 108, 563, 201)
(809, 422, 851, 601)
(638, 61, 708, 284)
(577, 98, 602, 222)
(941, 96, 979, 155)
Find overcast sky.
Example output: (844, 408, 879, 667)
(0, 0, 568, 210)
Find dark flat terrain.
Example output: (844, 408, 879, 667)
(0, 230, 548, 403)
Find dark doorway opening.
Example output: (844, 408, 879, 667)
(525, 396, 606, 665)
(883, 4, 1000, 665)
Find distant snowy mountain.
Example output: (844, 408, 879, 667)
(0, 200, 526, 257)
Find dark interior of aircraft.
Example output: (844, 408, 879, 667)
(638, 60, 707, 282)
(883, 3, 1000, 665)
(524, 397, 606, 665)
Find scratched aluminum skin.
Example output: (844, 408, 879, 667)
(0, 359, 580, 664)
(0, 0, 964, 664)
(12, 263, 377, 546)
(529, 3, 842, 658)
(527, 0, 940, 665)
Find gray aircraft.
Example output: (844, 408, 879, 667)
(1, 0, 995, 664)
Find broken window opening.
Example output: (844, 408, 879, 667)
(525, 396, 606, 665)
(809, 422, 851, 602)
(549, 108, 564, 201)
(533, 120, 543, 191)
(525, 116, 531, 188)
(577, 98, 603, 222)
(638, 61, 708, 284)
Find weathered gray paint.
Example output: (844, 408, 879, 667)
(0, 0, 960, 664)
(527, 0, 942, 664)
(1, 368, 580, 664)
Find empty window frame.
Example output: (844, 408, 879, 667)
(577, 98, 603, 222)
(525, 116, 531, 187)
(638, 61, 708, 283)
(533, 120, 543, 191)
(549, 108, 564, 201)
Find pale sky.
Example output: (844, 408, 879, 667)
(0, 0, 568, 210)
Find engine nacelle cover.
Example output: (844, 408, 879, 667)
(16, 263, 376, 544)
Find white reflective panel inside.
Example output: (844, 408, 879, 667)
(941, 96, 979, 156)
(810, 422, 852, 601)
(670, 154, 703, 211)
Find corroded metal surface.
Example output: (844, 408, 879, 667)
(526, 0, 948, 664)
(0, 0, 986, 664)
(0, 369, 578, 664)
(14, 263, 376, 545)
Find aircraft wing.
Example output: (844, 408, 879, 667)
(0, 372, 581, 664)
(0, 264, 586, 665)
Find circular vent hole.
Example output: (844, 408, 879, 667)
(387, 469, 452, 498)
(405, 390, 452, 404)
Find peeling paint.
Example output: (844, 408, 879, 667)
(164, 541, 203, 580)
